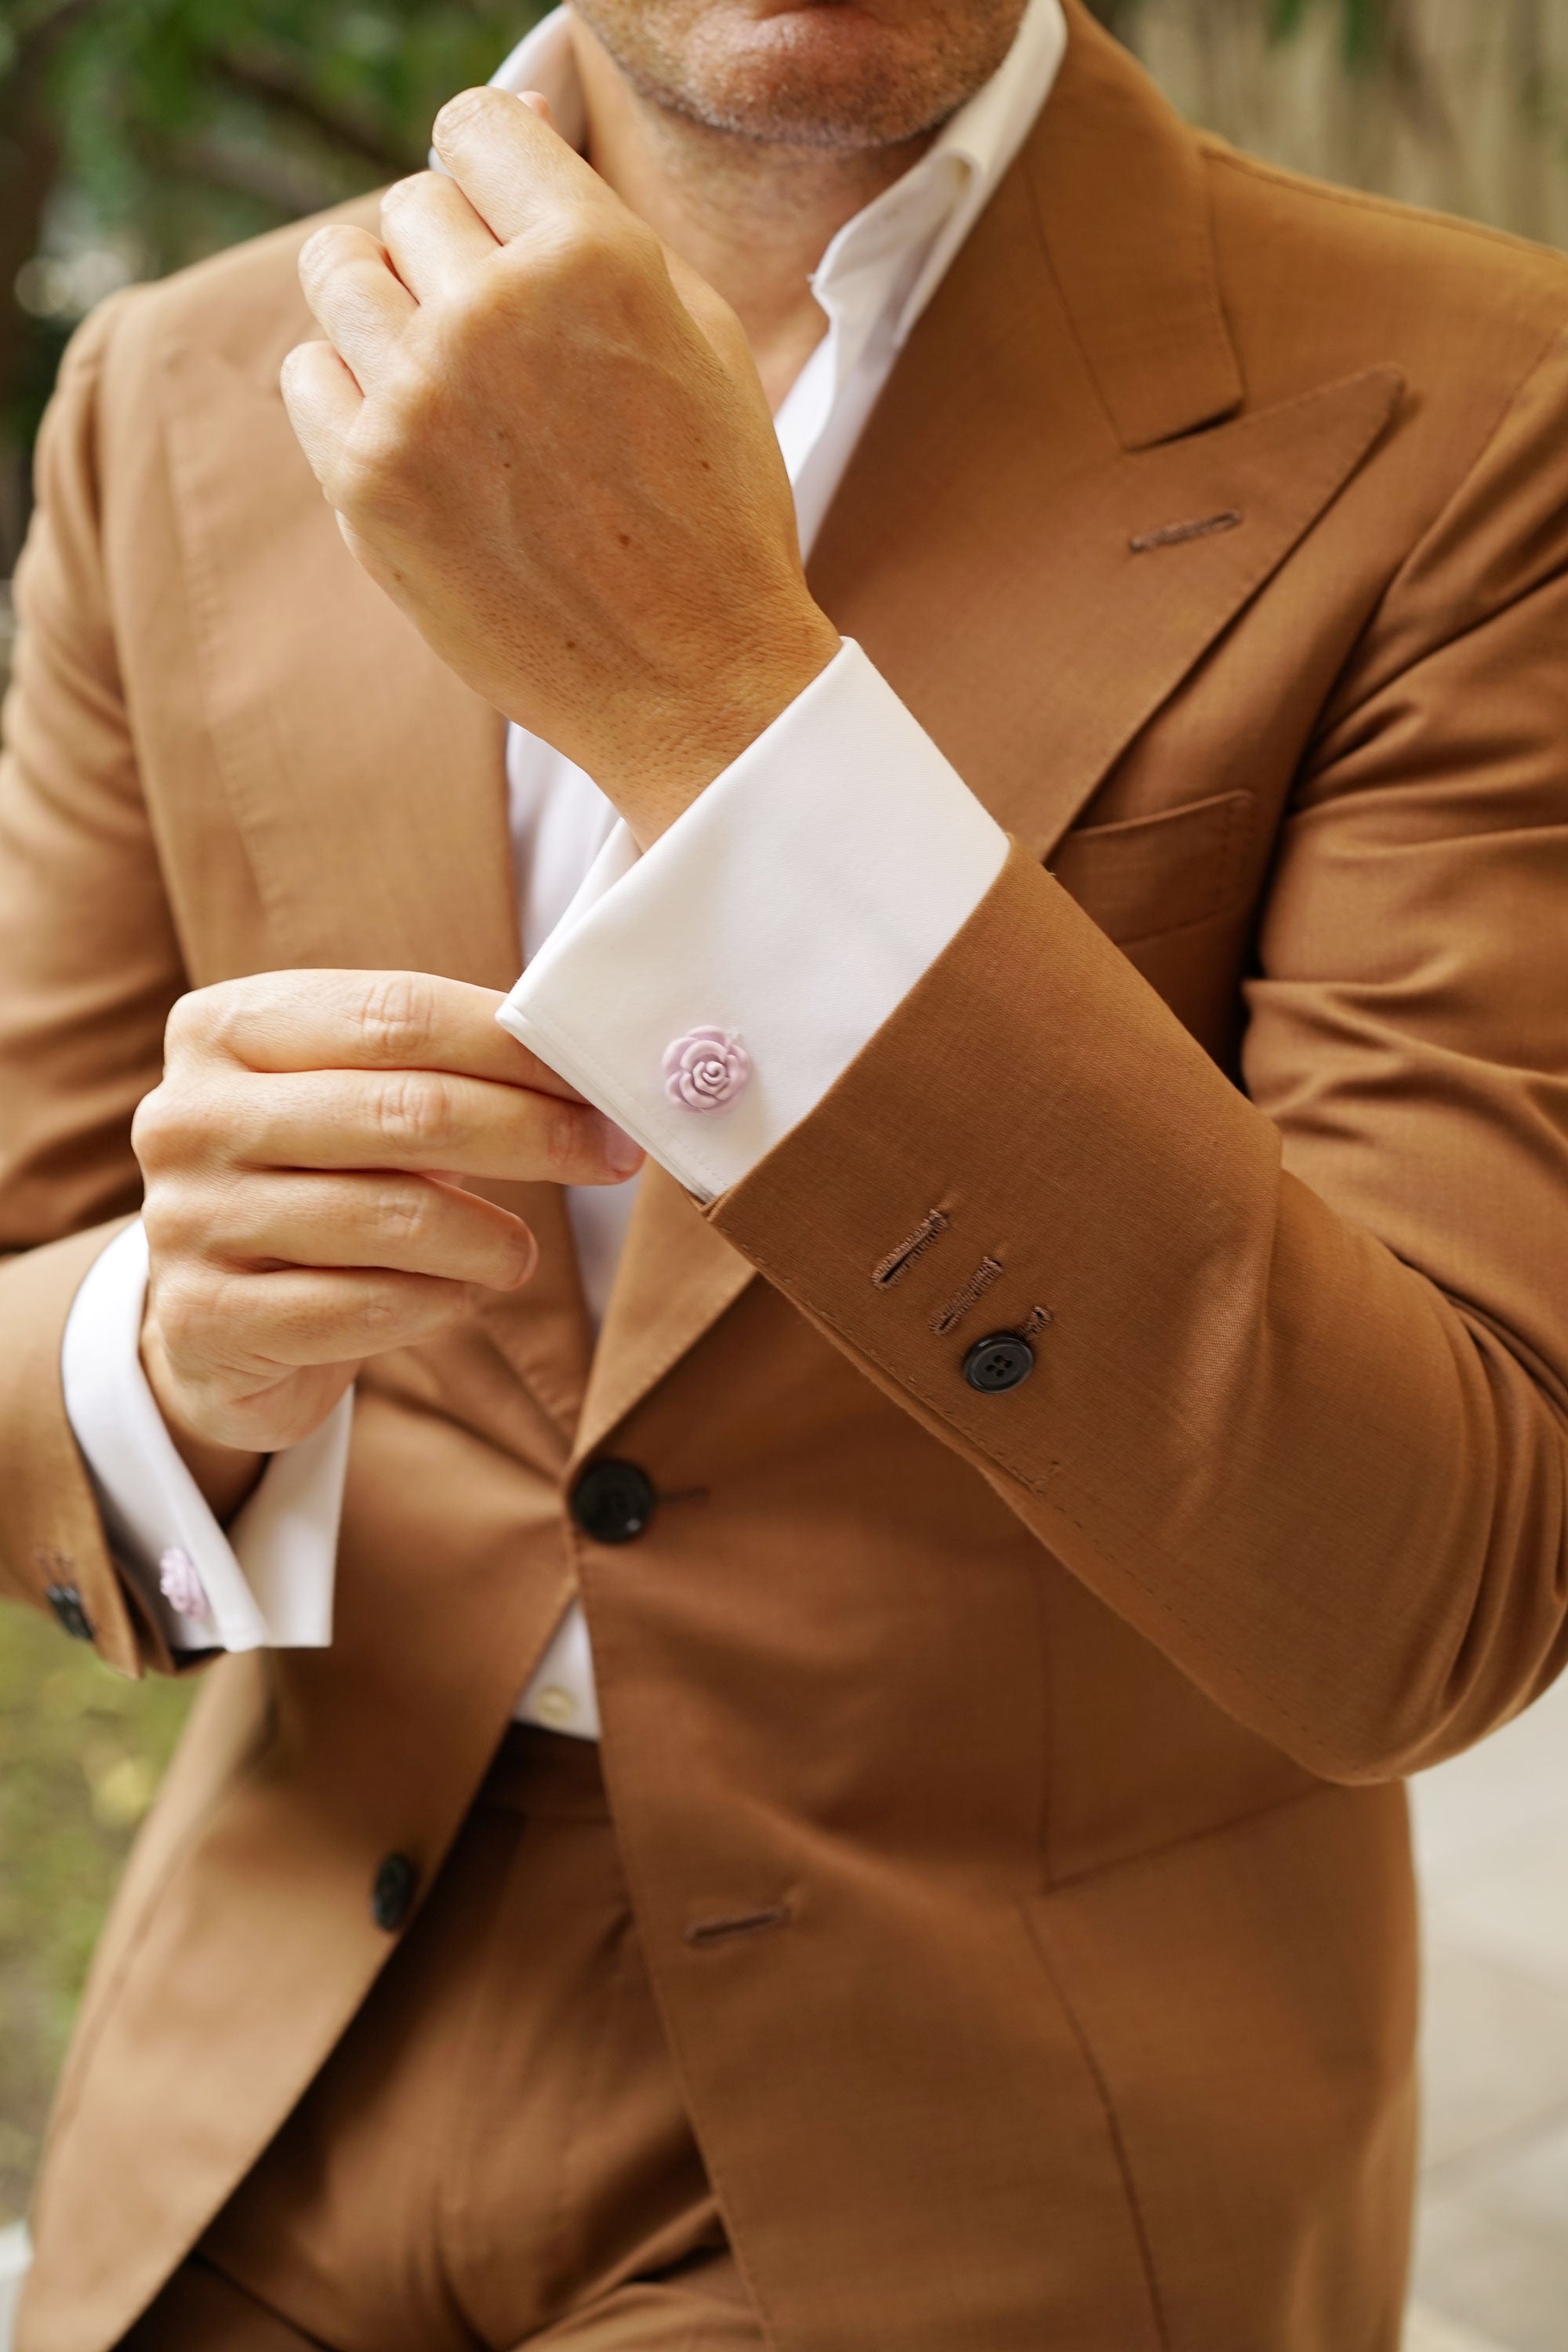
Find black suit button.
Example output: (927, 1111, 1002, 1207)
(372, 1853, 419, 1933)
(963, 1334, 1036, 1394)
(572, 1460, 657, 1546)
(46, 1583, 95, 1642)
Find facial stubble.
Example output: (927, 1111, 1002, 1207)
(568, 0, 1031, 154)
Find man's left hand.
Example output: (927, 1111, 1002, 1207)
(282, 90, 841, 844)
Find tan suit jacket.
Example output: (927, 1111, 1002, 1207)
(5, 9, 1568, 2347)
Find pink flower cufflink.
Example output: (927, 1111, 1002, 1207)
(158, 1545, 212, 1622)
(662, 1027, 750, 1114)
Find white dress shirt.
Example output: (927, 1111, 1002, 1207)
(61, 0, 1067, 1739)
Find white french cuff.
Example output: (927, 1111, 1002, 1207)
(61, 1221, 350, 1653)
(497, 640, 1009, 1200)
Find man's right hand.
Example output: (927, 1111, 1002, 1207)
(132, 969, 642, 1514)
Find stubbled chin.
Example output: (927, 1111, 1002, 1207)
(678, 16, 952, 137)
(575, 0, 1014, 151)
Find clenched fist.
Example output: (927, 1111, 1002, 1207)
(281, 89, 841, 847)
(133, 970, 641, 1511)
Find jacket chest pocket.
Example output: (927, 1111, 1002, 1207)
(1049, 789, 1257, 946)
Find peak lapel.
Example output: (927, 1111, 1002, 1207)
(573, 1165, 753, 1469)
(158, 337, 593, 1433)
(808, 9, 1402, 869)
(1041, 0, 1245, 452)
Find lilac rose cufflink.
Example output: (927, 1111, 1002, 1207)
(663, 1027, 750, 1113)
(158, 1545, 212, 1622)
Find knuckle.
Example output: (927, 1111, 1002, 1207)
(359, 1276, 460, 1343)
(151, 1263, 218, 1357)
(132, 1080, 204, 1171)
(541, 1094, 586, 1178)
(201, 1268, 266, 1352)
(297, 226, 332, 280)
(378, 1071, 453, 1153)
(198, 988, 256, 1068)
(359, 1286, 401, 1338)
(299, 223, 353, 289)
(336, 417, 411, 520)
(163, 982, 229, 1065)
(439, 278, 503, 356)
(130, 1083, 170, 1165)
(140, 1170, 212, 1254)
(434, 85, 495, 140)
(376, 1183, 433, 1253)
(381, 172, 434, 219)
(183, 973, 285, 1071)
(360, 971, 437, 1067)
(539, 216, 620, 288)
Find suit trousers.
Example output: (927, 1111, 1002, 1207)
(118, 1728, 764, 2352)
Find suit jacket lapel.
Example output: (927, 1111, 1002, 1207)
(577, 3, 1400, 1457)
(159, 332, 593, 1437)
(575, 1165, 753, 1468)
(808, 5, 1401, 869)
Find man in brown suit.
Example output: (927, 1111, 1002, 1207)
(3, 0, 1567, 2344)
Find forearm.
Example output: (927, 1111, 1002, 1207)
(710, 845, 1568, 1783)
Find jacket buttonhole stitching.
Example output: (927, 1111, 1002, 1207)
(870, 1207, 951, 1290)
(684, 1903, 793, 1948)
(1128, 508, 1243, 554)
(931, 1256, 1004, 1338)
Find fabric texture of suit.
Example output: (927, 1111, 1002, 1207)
(3, 6, 1568, 2347)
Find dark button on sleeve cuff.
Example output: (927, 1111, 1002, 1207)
(372, 1853, 419, 1933)
(46, 1583, 96, 1642)
(962, 1334, 1036, 1394)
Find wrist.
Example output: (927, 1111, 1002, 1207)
(140, 1315, 267, 1525)
(601, 608, 843, 846)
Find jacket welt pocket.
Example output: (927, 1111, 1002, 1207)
(1048, 789, 1256, 946)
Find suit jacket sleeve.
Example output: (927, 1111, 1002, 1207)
(710, 330, 1568, 1786)
(0, 296, 187, 1676)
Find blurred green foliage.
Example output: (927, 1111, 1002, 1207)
(1269, 0, 1390, 71)
(0, 0, 546, 540)
(5, 0, 546, 252)
(0, 1603, 191, 2224)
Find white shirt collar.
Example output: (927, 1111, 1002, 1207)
(488, 4, 590, 149)
(490, 0, 1066, 352)
(813, 0, 1066, 347)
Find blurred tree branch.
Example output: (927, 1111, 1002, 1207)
(0, 0, 541, 557)
(205, 49, 419, 182)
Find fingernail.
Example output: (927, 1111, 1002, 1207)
(602, 1120, 644, 1175)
